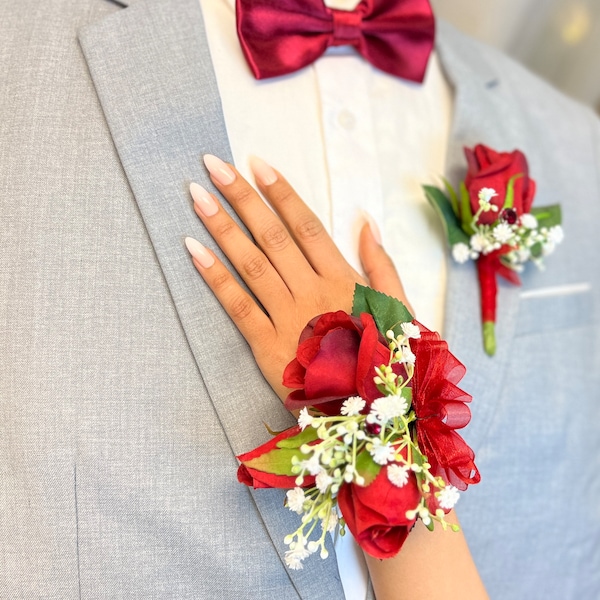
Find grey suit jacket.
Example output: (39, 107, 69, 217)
(1, 0, 599, 597)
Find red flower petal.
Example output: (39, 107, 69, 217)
(282, 358, 307, 388)
(338, 462, 420, 559)
(303, 328, 360, 400)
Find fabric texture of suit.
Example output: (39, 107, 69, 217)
(1, 0, 599, 597)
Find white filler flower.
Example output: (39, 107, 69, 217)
(452, 242, 471, 264)
(297, 407, 313, 430)
(387, 463, 410, 487)
(438, 485, 460, 510)
(286, 488, 306, 514)
(341, 396, 366, 417)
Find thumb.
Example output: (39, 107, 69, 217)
(358, 220, 415, 316)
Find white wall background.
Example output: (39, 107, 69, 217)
(431, 0, 600, 111)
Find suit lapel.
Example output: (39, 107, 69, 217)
(79, 0, 342, 595)
(436, 21, 523, 451)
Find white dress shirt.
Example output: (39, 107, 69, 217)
(199, 0, 453, 597)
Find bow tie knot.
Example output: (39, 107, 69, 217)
(236, 0, 435, 81)
(331, 9, 363, 46)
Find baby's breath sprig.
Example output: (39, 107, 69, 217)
(451, 188, 564, 269)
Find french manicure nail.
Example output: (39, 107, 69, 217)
(185, 237, 215, 268)
(249, 155, 278, 186)
(190, 182, 218, 217)
(203, 154, 236, 186)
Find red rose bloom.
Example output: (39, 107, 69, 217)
(465, 144, 536, 225)
(337, 459, 420, 559)
(410, 327, 480, 490)
(283, 311, 404, 416)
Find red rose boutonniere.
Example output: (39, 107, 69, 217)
(237, 285, 479, 569)
(424, 144, 563, 355)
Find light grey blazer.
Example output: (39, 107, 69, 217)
(1, 0, 599, 598)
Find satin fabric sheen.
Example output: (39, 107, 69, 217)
(236, 0, 435, 80)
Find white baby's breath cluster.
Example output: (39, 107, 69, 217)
(282, 323, 459, 570)
(451, 188, 564, 271)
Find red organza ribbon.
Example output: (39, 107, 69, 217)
(411, 328, 480, 490)
(236, 0, 435, 80)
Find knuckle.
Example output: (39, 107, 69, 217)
(231, 185, 255, 208)
(229, 294, 253, 321)
(295, 217, 324, 243)
(242, 253, 269, 280)
(214, 218, 237, 239)
(272, 186, 297, 208)
(261, 223, 290, 252)
(211, 271, 232, 293)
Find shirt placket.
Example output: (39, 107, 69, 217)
(314, 54, 385, 275)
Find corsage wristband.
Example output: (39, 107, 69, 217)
(237, 284, 480, 569)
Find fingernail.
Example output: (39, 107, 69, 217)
(190, 182, 218, 217)
(364, 213, 382, 245)
(249, 155, 278, 186)
(203, 154, 236, 185)
(185, 237, 215, 268)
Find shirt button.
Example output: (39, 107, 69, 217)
(337, 109, 356, 130)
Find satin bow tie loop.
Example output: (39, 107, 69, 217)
(236, 0, 435, 81)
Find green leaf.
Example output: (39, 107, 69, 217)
(459, 182, 475, 234)
(355, 451, 381, 486)
(352, 284, 414, 338)
(501, 173, 523, 211)
(276, 426, 319, 449)
(423, 185, 470, 247)
(400, 386, 412, 410)
(243, 427, 320, 476)
(530, 204, 562, 228)
(441, 177, 459, 216)
(244, 448, 303, 476)
(529, 241, 543, 258)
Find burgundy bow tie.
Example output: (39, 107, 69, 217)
(236, 0, 435, 81)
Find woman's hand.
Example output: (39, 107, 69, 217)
(185, 154, 411, 401)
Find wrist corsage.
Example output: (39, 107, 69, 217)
(424, 144, 563, 355)
(237, 285, 480, 569)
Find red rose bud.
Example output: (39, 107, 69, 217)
(338, 460, 420, 559)
(464, 144, 536, 225)
(236, 425, 316, 489)
(283, 311, 405, 416)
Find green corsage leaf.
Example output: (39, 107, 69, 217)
(501, 173, 523, 211)
(352, 284, 414, 337)
(423, 185, 471, 247)
(531, 204, 562, 229)
(355, 450, 382, 486)
(244, 448, 304, 476)
(276, 425, 320, 449)
(442, 177, 460, 216)
(459, 182, 476, 234)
